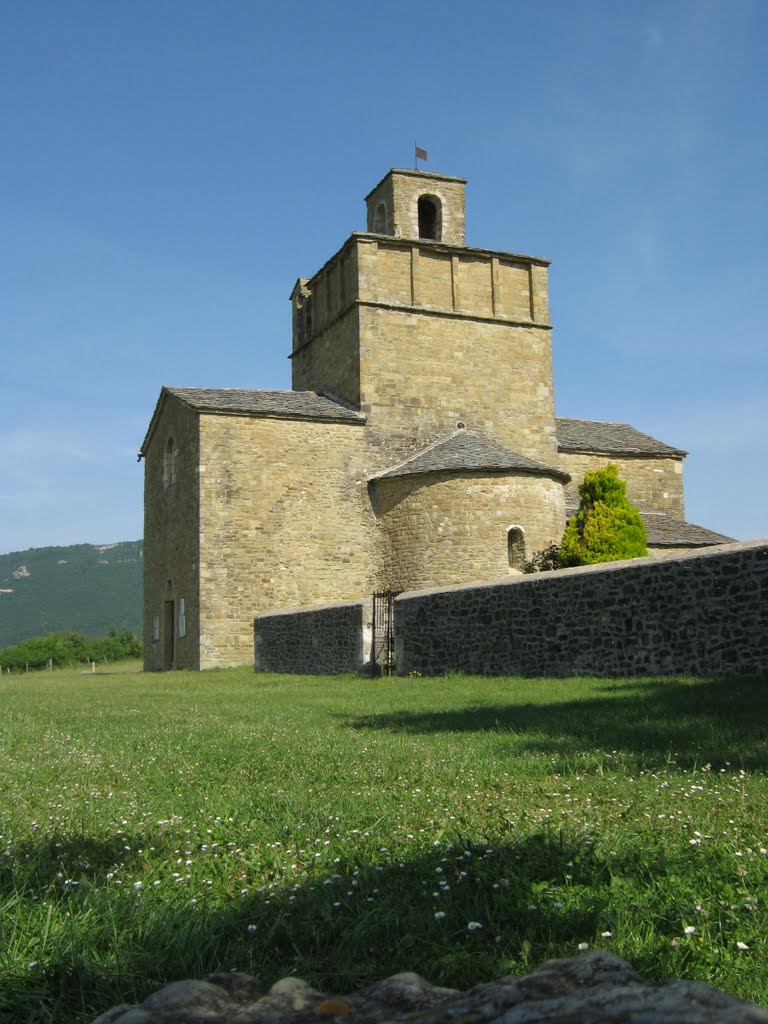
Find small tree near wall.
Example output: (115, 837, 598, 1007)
(560, 464, 647, 567)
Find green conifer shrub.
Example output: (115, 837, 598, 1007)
(560, 464, 647, 566)
(522, 544, 562, 573)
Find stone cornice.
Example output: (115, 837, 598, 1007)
(289, 299, 552, 360)
(292, 233, 551, 301)
(357, 299, 552, 330)
(350, 232, 551, 268)
(364, 167, 467, 201)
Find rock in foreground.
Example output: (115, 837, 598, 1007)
(91, 950, 768, 1023)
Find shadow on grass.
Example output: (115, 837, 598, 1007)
(0, 832, 148, 898)
(2, 829, 626, 1024)
(340, 676, 768, 770)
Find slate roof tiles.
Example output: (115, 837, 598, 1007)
(164, 386, 365, 422)
(372, 430, 570, 482)
(140, 387, 364, 455)
(556, 418, 687, 457)
(639, 513, 734, 547)
(563, 506, 734, 547)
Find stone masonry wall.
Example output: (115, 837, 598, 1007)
(291, 303, 361, 408)
(371, 472, 565, 592)
(365, 170, 467, 245)
(197, 414, 372, 669)
(143, 396, 201, 671)
(560, 452, 684, 518)
(355, 241, 544, 323)
(359, 306, 556, 468)
(254, 601, 364, 675)
(291, 235, 555, 474)
(394, 540, 768, 678)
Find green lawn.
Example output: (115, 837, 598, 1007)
(1, 668, 767, 1022)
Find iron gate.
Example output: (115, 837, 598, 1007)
(372, 590, 401, 675)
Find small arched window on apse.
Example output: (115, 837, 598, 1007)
(373, 202, 387, 234)
(163, 437, 177, 487)
(417, 194, 441, 241)
(507, 526, 526, 571)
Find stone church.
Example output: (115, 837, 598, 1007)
(140, 168, 731, 670)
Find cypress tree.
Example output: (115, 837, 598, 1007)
(560, 464, 647, 566)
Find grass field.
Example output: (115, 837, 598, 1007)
(1, 667, 767, 1022)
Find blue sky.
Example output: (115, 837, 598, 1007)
(2, 0, 766, 554)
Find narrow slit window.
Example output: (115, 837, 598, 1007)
(163, 438, 177, 487)
(507, 526, 526, 571)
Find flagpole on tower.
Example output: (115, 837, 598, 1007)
(415, 143, 428, 169)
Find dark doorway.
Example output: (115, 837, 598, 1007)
(163, 600, 175, 669)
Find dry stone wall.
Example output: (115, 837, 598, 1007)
(255, 601, 364, 675)
(394, 540, 768, 678)
(249, 540, 766, 679)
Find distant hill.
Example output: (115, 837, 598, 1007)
(0, 541, 142, 648)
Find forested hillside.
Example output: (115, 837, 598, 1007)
(0, 541, 142, 647)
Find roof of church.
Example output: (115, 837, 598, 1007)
(556, 418, 687, 457)
(164, 386, 365, 420)
(639, 513, 734, 547)
(140, 387, 365, 456)
(564, 505, 734, 547)
(372, 430, 570, 483)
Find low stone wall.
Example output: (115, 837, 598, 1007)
(395, 540, 768, 678)
(254, 601, 363, 675)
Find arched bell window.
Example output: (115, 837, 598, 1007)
(417, 195, 441, 241)
(373, 202, 387, 234)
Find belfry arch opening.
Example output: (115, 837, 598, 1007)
(373, 202, 387, 234)
(417, 195, 441, 241)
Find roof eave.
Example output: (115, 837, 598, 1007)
(139, 386, 177, 459)
(371, 464, 570, 485)
(194, 407, 366, 426)
(558, 444, 688, 459)
(139, 389, 366, 457)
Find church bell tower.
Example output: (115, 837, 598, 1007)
(364, 169, 467, 245)
(290, 168, 556, 466)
